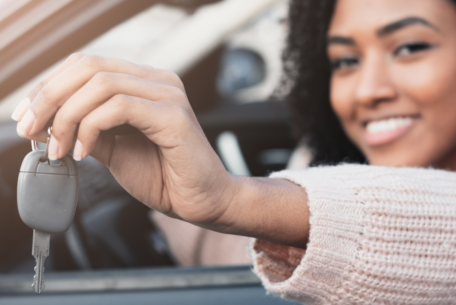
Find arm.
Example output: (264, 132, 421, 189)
(12, 54, 309, 249)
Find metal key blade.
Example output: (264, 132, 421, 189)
(32, 230, 50, 294)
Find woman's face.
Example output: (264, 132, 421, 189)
(328, 0, 456, 169)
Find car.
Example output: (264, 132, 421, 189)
(0, 0, 298, 303)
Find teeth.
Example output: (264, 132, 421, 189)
(366, 117, 413, 134)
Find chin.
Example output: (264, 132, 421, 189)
(360, 135, 435, 168)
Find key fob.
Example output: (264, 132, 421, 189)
(17, 151, 78, 234)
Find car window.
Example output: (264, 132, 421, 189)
(0, 3, 189, 122)
(0, 1, 287, 120)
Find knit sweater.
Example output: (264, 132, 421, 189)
(251, 164, 456, 305)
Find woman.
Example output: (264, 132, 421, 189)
(11, 0, 456, 303)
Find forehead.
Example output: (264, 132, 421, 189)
(328, 0, 454, 36)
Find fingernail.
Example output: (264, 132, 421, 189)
(17, 110, 35, 135)
(48, 136, 59, 161)
(11, 98, 31, 121)
(73, 140, 83, 161)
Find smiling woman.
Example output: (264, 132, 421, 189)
(286, 0, 456, 169)
(328, 0, 456, 169)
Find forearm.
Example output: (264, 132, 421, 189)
(208, 176, 310, 249)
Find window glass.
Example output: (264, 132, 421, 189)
(0, 0, 287, 121)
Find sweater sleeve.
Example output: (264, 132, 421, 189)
(251, 164, 456, 305)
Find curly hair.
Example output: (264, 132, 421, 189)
(280, 0, 365, 166)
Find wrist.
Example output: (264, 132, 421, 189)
(203, 173, 246, 232)
(206, 175, 265, 235)
(210, 175, 310, 248)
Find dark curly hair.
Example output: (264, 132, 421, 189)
(281, 0, 364, 166)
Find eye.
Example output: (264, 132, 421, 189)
(331, 56, 359, 71)
(394, 42, 434, 57)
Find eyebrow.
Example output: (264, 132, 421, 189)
(327, 16, 439, 47)
(327, 36, 355, 46)
(377, 16, 438, 37)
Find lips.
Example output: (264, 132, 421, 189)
(364, 116, 416, 146)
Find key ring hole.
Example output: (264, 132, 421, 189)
(38, 159, 62, 166)
(32, 127, 52, 163)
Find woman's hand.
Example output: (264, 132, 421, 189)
(12, 53, 235, 226)
(12, 53, 309, 248)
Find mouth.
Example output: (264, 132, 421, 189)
(364, 115, 419, 146)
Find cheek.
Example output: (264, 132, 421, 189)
(393, 51, 456, 164)
(395, 51, 456, 108)
(395, 52, 456, 136)
(330, 76, 356, 122)
(330, 75, 360, 143)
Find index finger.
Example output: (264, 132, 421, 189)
(11, 53, 86, 122)
(20, 55, 184, 137)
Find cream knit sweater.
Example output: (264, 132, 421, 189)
(251, 164, 456, 305)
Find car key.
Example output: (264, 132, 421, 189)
(31, 230, 50, 293)
(17, 128, 78, 294)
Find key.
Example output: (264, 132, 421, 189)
(17, 131, 78, 294)
(32, 230, 50, 293)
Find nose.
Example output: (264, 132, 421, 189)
(355, 52, 397, 107)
